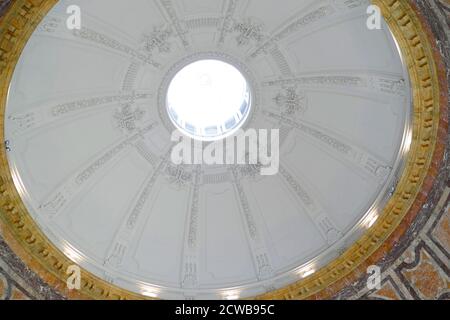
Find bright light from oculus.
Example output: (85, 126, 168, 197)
(167, 59, 251, 141)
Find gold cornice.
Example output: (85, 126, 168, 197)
(0, 0, 443, 300)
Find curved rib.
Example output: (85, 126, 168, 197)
(262, 109, 392, 183)
(248, 1, 368, 59)
(156, 0, 190, 49)
(36, 14, 160, 67)
(179, 165, 202, 289)
(103, 152, 171, 273)
(7, 91, 152, 138)
(261, 71, 407, 99)
(229, 167, 276, 282)
(39, 122, 158, 217)
(278, 164, 342, 245)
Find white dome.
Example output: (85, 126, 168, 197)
(5, 0, 411, 299)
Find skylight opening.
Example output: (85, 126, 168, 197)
(166, 59, 251, 141)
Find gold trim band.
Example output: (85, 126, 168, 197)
(0, 0, 442, 300)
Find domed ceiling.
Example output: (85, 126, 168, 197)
(2, 0, 416, 299)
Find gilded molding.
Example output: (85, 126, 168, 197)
(0, 0, 442, 300)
